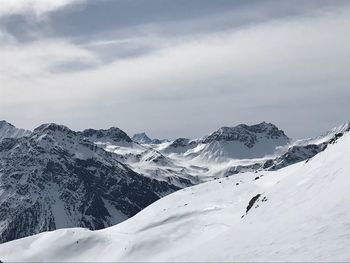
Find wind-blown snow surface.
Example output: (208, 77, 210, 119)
(1, 131, 349, 262)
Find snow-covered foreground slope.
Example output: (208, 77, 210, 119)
(1, 130, 349, 262)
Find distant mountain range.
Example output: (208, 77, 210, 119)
(132, 132, 168, 144)
(1, 121, 349, 261)
(0, 119, 349, 244)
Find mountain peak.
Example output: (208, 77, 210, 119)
(132, 132, 152, 144)
(0, 120, 32, 140)
(204, 122, 288, 145)
(81, 127, 132, 143)
(33, 123, 74, 135)
(0, 120, 15, 128)
(132, 132, 168, 144)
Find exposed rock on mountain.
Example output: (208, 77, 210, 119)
(196, 122, 290, 161)
(202, 122, 288, 145)
(2, 126, 349, 262)
(0, 123, 178, 243)
(80, 127, 132, 145)
(132, 132, 153, 144)
(132, 132, 168, 144)
(0, 120, 31, 140)
(0, 120, 348, 247)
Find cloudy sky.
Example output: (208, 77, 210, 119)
(0, 0, 349, 139)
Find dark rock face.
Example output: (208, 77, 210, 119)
(80, 127, 132, 143)
(0, 124, 178, 244)
(322, 130, 349, 150)
(224, 143, 325, 176)
(202, 122, 289, 148)
(169, 138, 191, 148)
(266, 144, 323, 170)
(34, 123, 74, 135)
(246, 194, 261, 214)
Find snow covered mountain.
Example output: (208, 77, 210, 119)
(131, 132, 168, 145)
(0, 123, 178, 243)
(0, 120, 31, 140)
(159, 122, 290, 161)
(197, 122, 290, 161)
(0, 119, 348, 250)
(162, 138, 199, 154)
(79, 127, 133, 145)
(132, 132, 153, 144)
(294, 121, 350, 146)
(1, 126, 349, 262)
(214, 124, 350, 177)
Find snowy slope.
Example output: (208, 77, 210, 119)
(1, 130, 349, 262)
(0, 120, 31, 140)
(294, 121, 350, 146)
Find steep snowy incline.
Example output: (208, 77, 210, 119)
(293, 121, 350, 146)
(0, 130, 349, 262)
(0, 120, 31, 140)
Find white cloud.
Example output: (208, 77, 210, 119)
(0, 0, 84, 17)
(0, 4, 349, 138)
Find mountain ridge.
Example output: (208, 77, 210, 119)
(1, 126, 349, 261)
(0, 120, 348, 245)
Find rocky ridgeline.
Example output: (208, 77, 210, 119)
(0, 123, 178, 243)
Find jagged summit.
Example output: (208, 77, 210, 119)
(32, 124, 133, 143)
(0, 122, 178, 243)
(162, 137, 198, 154)
(0, 120, 31, 140)
(132, 132, 167, 144)
(159, 122, 290, 159)
(194, 122, 290, 160)
(132, 132, 153, 144)
(203, 122, 289, 146)
(169, 138, 191, 148)
(80, 127, 132, 143)
(34, 123, 74, 135)
(0, 120, 15, 128)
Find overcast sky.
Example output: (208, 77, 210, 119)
(0, 0, 349, 139)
